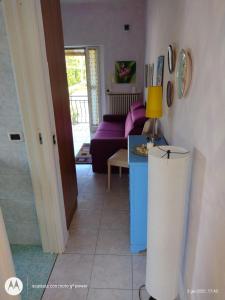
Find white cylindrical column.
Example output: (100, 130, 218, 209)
(146, 146, 191, 300)
(0, 208, 21, 300)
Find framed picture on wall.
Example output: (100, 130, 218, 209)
(156, 55, 164, 86)
(115, 61, 136, 83)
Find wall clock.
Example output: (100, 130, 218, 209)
(176, 49, 192, 98)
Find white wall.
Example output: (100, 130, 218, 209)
(145, 0, 225, 299)
(60, 0, 146, 114)
(0, 3, 40, 245)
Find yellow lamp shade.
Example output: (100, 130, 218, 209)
(146, 86, 163, 118)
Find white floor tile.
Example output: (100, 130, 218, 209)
(70, 209, 102, 230)
(132, 255, 146, 289)
(90, 255, 132, 289)
(100, 210, 129, 230)
(87, 288, 132, 300)
(48, 254, 94, 285)
(77, 193, 104, 211)
(65, 228, 98, 254)
(81, 181, 107, 195)
(107, 190, 129, 200)
(96, 229, 130, 255)
(103, 195, 129, 211)
(42, 286, 88, 300)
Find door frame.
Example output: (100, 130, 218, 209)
(65, 46, 102, 133)
(2, 0, 68, 253)
(65, 46, 92, 128)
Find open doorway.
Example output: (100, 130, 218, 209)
(65, 47, 101, 156)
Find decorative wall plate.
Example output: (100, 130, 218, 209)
(166, 81, 173, 107)
(167, 45, 175, 73)
(176, 49, 192, 98)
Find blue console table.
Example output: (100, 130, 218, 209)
(128, 135, 166, 253)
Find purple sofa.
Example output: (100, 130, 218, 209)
(90, 102, 146, 173)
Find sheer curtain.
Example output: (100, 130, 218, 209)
(86, 47, 100, 132)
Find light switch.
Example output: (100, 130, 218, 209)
(8, 132, 23, 142)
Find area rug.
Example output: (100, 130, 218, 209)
(75, 143, 92, 164)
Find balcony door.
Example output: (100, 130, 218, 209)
(65, 47, 101, 154)
(85, 47, 101, 132)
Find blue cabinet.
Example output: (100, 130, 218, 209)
(128, 135, 166, 253)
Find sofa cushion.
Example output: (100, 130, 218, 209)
(94, 121, 124, 139)
(97, 121, 124, 133)
(131, 107, 146, 127)
(103, 114, 126, 122)
(130, 101, 144, 112)
(94, 130, 124, 138)
(124, 111, 134, 137)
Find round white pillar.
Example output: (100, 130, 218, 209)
(146, 146, 191, 300)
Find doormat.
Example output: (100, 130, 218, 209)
(75, 143, 92, 164)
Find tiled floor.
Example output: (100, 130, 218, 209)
(42, 165, 149, 300)
(72, 124, 90, 155)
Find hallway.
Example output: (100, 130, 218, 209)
(42, 165, 148, 300)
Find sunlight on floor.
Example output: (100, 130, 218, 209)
(72, 124, 90, 155)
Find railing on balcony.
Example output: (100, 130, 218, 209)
(69, 95, 89, 124)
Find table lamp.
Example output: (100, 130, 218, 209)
(145, 86, 163, 141)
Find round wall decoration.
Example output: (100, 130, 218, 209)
(176, 49, 192, 98)
(167, 45, 175, 73)
(166, 81, 173, 107)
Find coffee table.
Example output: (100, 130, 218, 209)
(107, 149, 129, 190)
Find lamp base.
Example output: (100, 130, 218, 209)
(143, 118, 161, 141)
(151, 118, 160, 138)
(144, 119, 161, 145)
(148, 136, 160, 146)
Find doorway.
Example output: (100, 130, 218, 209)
(65, 47, 101, 156)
